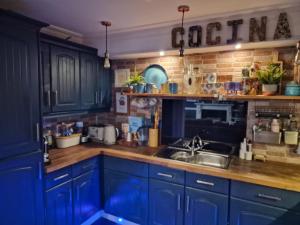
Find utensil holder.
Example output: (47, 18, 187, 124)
(148, 128, 159, 148)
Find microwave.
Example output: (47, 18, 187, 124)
(194, 102, 233, 123)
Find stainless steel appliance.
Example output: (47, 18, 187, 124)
(155, 137, 238, 169)
(88, 125, 104, 142)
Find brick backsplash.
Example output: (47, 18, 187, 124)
(43, 47, 300, 164)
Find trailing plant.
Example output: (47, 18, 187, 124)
(256, 63, 285, 85)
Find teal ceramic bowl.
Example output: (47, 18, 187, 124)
(285, 83, 300, 96)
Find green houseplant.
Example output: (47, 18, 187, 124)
(126, 72, 145, 93)
(256, 63, 285, 96)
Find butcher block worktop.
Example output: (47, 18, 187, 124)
(46, 143, 300, 192)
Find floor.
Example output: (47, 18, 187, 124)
(92, 218, 118, 225)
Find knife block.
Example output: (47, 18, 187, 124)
(148, 128, 159, 148)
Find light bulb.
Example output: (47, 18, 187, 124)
(235, 43, 242, 50)
(159, 51, 165, 56)
(104, 52, 110, 68)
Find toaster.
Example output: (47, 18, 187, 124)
(88, 126, 104, 142)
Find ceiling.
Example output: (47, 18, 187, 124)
(0, 0, 299, 36)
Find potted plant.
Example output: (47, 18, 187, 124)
(256, 63, 284, 96)
(126, 72, 145, 93)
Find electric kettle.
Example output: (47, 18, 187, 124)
(104, 124, 119, 145)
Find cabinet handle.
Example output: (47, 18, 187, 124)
(157, 172, 173, 178)
(196, 179, 215, 186)
(53, 90, 58, 106)
(82, 164, 92, 170)
(53, 173, 69, 181)
(177, 194, 181, 211)
(186, 196, 190, 213)
(95, 91, 99, 104)
(46, 91, 51, 107)
(36, 123, 40, 142)
(257, 193, 282, 201)
(38, 162, 43, 180)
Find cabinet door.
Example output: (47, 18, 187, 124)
(0, 151, 44, 225)
(230, 197, 300, 225)
(80, 53, 99, 110)
(0, 25, 40, 159)
(185, 188, 228, 225)
(99, 58, 112, 110)
(45, 180, 73, 225)
(40, 42, 52, 114)
(149, 179, 184, 225)
(73, 169, 100, 225)
(51, 45, 80, 112)
(104, 169, 148, 225)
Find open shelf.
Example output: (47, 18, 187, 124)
(124, 93, 300, 101)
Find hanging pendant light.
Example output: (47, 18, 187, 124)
(101, 21, 112, 69)
(177, 5, 189, 57)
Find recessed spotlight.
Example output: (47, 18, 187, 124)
(159, 51, 165, 56)
(235, 43, 242, 50)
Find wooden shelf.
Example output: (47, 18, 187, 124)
(124, 93, 300, 101)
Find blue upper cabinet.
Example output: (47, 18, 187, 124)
(230, 198, 300, 225)
(104, 169, 148, 225)
(51, 45, 81, 112)
(45, 180, 73, 225)
(0, 151, 45, 225)
(149, 179, 184, 225)
(80, 53, 99, 110)
(0, 10, 46, 159)
(99, 59, 113, 110)
(185, 187, 228, 225)
(73, 169, 100, 225)
(40, 42, 52, 114)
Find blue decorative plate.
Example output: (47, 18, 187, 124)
(143, 64, 168, 89)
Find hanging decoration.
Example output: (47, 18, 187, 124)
(101, 21, 112, 69)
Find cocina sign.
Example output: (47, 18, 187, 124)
(172, 12, 292, 49)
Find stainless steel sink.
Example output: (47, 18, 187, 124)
(191, 152, 230, 169)
(156, 149, 231, 169)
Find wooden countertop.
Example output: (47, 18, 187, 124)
(46, 143, 300, 192)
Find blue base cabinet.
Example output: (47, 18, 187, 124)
(0, 151, 44, 225)
(149, 179, 184, 225)
(230, 198, 300, 225)
(104, 169, 148, 225)
(45, 157, 100, 225)
(73, 169, 100, 225)
(185, 188, 228, 225)
(45, 180, 73, 225)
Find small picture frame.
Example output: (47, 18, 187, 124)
(114, 69, 130, 88)
(115, 90, 130, 115)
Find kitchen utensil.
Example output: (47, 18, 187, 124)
(55, 133, 81, 148)
(169, 83, 178, 94)
(104, 124, 119, 145)
(143, 64, 168, 89)
(88, 125, 104, 142)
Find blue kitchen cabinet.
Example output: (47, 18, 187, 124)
(149, 179, 184, 225)
(104, 169, 148, 225)
(80, 53, 100, 110)
(73, 169, 100, 225)
(45, 180, 73, 225)
(185, 187, 228, 225)
(0, 151, 45, 225)
(51, 45, 81, 112)
(99, 58, 113, 110)
(230, 197, 300, 225)
(0, 9, 46, 159)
